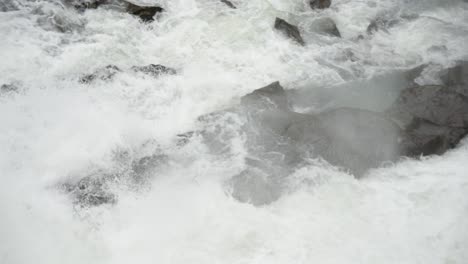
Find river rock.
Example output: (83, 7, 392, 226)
(198, 81, 403, 205)
(69, 0, 107, 11)
(387, 61, 468, 156)
(0, 0, 19, 12)
(440, 60, 468, 96)
(310, 17, 341, 37)
(309, 0, 331, 9)
(63, 175, 117, 207)
(125, 1, 164, 22)
(80, 65, 121, 83)
(367, 18, 399, 34)
(220, 0, 236, 9)
(1, 83, 19, 94)
(131, 64, 176, 77)
(389, 85, 468, 128)
(274, 18, 305, 46)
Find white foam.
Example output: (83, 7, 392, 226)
(1, 0, 467, 263)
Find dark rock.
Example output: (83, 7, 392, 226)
(80, 65, 121, 84)
(131, 64, 176, 77)
(240, 81, 289, 110)
(125, 1, 164, 22)
(131, 154, 168, 182)
(440, 61, 468, 96)
(70, 0, 107, 11)
(198, 81, 403, 205)
(367, 18, 399, 35)
(316, 108, 401, 175)
(274, 18, 305, 46)
(309, 0, 331, 9)
(389, 85, 468, 128)
(64, 175, 117, 207)
(1, 84, 19, 93)
(400, 118, 467, 156)
(220, 0, 236, 9)
(228, 168, 282, 206)
(310, 17, 341, 37)
(0, 0, 19, 12)
(61, 149, 168, 207)
(176, 131, 196, 146)
(388, 61, 468, 156)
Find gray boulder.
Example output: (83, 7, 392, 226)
(131, 64, 176, 77)
(309, 0, 331, 9)
(387, 61, 468, 156)
(68, 0, 107, 11)
(0, 0, 19, 12)
(198, 82, 402, 205)
(1, 83, 19, 94)
(80, 65, 121, 84)
(310, 17, 341, 37)
(367, 18, 399, 34)
(274, 18, 305, 46)
(220, 0, 236, 9)
(125, 1, 164, 22)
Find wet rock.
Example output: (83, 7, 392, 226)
(389, 85, 468, 128)
(228, 168, 282, 206)
(220, 0, 236, 9)
(131, 64, 176, 77)
(80, 65, 121, 83)
(0, 0, 19, 12)
(309, 0, 331, 9)
(125, 1, 164, 22)
(314, 108, 401, 175)
(388, 61, 468, 156)
(310, 17, 341, 37)
(1, 84, 19, 94)
(274, 18, 305, 46)
(34, 4, 86, 33)
(199, 82, 403, 205)
(176, 131, 196, 146)
(69, 0, 107, 11)
(131, 154, 168, 182)
(241, 81, 289, 110)
(367, 18, 399, 34)
(440, 61, 468, 96)
(400, 118, 467, 156)
(64, 175, 117, 207)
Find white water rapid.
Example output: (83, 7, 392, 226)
(1, 0, 467, 263)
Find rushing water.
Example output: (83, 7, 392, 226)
(1, 0, 468, 263)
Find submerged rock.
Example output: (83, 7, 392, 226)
(241, 81, 289, 110)
(220, 0, 236, 9)
(274, 18, 305, 46)
(440, 60, 468, 96)
(80, 65, 121, 83)
(63, 175, 117, 207)
(131, 64, 176, 77)
(1, 83, 19, 94)
(125, 1, 164, 22)
(0, 0, 19, 12)
(400, 118, 467, 156)
(62, 150, 168, 207)
(228, 168, 282, 206)
(197, 81, 403, 205)
(309, 0, 331, 9)
(390, 85, 468, 128)
(387, 61, 468, 156)
(310, 17, 341, 37)
(367, 18, 399, 34)
(70, 0, 107, 11)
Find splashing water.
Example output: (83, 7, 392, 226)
(1, 0, 467, 263)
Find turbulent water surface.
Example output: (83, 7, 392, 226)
(1, 0, 468, 263)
